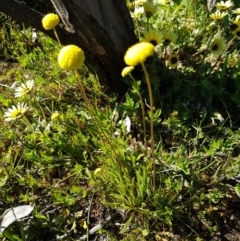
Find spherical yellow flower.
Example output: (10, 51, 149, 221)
(209, 37, 227, 55)
(42, 13, 60, 30)
(58, 45, 85, 70)
(124, 42, 155, 66)
(143, 29, 163, 46)
(121, 66, 134, 77)
(51, 112, 60, 121)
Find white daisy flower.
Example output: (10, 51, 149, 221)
(4, 103, 28, 122)
(132, 6, 144, 18)
(15, 80, 34, 97)
(215, 0, 234, 10)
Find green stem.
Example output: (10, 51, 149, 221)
(134, 18, 141, 40)
(141, 62, 155, 190)
(35, 100, 46, 122)
(22, 114, 34, 131)
(130, 74, 147, 155)
(74, 71, 123, 166)
(53, 27, 62, 46)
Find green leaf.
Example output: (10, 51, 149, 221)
(0, 167, 8, 188)
(119, 215, 133, 234)
(34, 214, 48, 220)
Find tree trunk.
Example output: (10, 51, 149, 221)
(0, 0, 138, 96)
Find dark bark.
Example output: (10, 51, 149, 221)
(0, 0, 138, 97)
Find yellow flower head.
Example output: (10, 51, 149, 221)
(51, 112, 60, 121)
(210, 10, 227, 20)
(215, 0, 234, 10)
(127, 3, 135, 11)
(209, 37, 227, 55)
(207, 22, 218, 33)
(143, 29, 163, 46)
(58, 45, 85, 70)
(162, 31, 176, 46)
(143, 2, 156, 18)
(232, 8, 240, 14)
(82, 220, 88, 229)
(167, 54, 179, 69)
(42, 13, 60, 30)
(230, 16, 240, 31)
(121, 66, 134, 77)
(124, 42, 155, 66)
(233, 27, 240, 39)
(4, 103, 28, 122)
(227, 53, 239, 68)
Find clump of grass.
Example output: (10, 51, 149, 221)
(1, 0, 240, 240)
